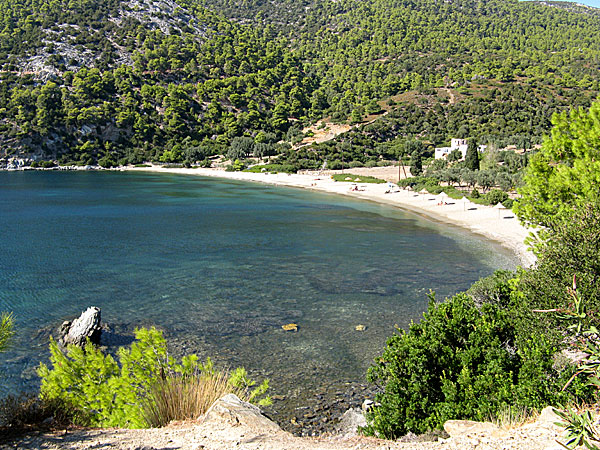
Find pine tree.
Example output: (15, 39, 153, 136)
(410, 150, 423, 176)
(465, 140, 480, 171)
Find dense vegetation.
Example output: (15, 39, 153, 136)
(363, 99, 600, 438)
(0, 313, 14, 354)
(0, 0, 599, 167)
(37, 327, 270, 428)
(514, 100, 600, 228)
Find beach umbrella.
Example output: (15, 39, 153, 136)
(494, 202, 506, 217)
(459, 196, 470, 210)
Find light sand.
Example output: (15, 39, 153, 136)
(123, 165, 535, 266)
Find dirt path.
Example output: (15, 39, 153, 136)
(443, 87, 456, 105)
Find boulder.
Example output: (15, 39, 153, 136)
(335, 408, 367, 437)
(60, 306, 102, 348)
(202, 394, 282, 434)
(537, 406, 563, 428)
(444, 420, 507, 438)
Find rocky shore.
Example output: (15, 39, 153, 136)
(0, 394, 570, 450)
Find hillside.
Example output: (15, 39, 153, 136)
(0, 0, 599, 167)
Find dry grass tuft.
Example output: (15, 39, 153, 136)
(489, 405, 539, 429)
(142, 372, 248, 427)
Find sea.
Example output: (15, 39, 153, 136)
(0, 171, 518, 427)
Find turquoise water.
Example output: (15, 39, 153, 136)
(0, 171, 517, 404)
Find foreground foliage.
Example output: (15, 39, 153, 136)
(517, 200, 600, 342)
(365, 100, 600, 438)
(37, 327, 270, 428)
(0, 312, 14, 353)
(515, 100, 600, 229)
(363, 291, 585, 438)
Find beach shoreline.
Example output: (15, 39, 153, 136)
(123, 165, 535, 266)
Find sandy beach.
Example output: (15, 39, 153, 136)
(124, 165, 536, 266)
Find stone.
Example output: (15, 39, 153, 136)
(60, 306, 102, 348)
(335, 408, 367, 437)
(282, 323, 298, 332)
(202, 394, 283, 435)
(444, 420, 504, 438)
(537, 406, 562, 427)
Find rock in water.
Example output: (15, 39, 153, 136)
(60, 306, 102, 348)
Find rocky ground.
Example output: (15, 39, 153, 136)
(0, 395, 570, 450)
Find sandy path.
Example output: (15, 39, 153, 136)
(123, 166, 535, 266)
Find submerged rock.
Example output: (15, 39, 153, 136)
(59, 306, 102, 348)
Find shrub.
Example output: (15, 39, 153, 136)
(467, 270, 515, 307)
(331, 173, 386, 183)
(225, 159, 246, 171)
(243, 163, 295, 173)
(98, 155, 116, 168)
(38, 327, 270, 428)
(0, 312, 14, 353)
(0, 394, 71, 431)
(364, 293, 585, 438)
(516, 200, 600, 341)
(484, 189, 509, 206)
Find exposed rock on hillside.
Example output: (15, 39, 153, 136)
(9, 0, 206, 76)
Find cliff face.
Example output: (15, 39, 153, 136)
(0, 395, 570, 450)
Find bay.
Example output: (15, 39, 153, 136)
(0, 171, 517, 426)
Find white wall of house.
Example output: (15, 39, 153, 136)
(434, 139, 487, 159)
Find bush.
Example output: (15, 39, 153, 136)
(0, 312, 14, 353)
(484, 189, 509, 206)
(243, 163, 295, 173)
(98, 155, 116, 168)
(467, 270, 515, 307)
(143, 366, 270, 428)
(331, 173, 386, 183)
(38, 327, 270, 428)
(0, 394, 71, 431)
(364, 292, 585, 438)
(225, 159, 246, 172)
(517, 200, 600, 340)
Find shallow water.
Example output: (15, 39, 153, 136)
(0, 171, 517, 414)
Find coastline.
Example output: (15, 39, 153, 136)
(122, 165, 536, 267)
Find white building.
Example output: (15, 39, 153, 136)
(434, 138, 486, 159)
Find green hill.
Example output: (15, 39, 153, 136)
(0, 0, 599, 167)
